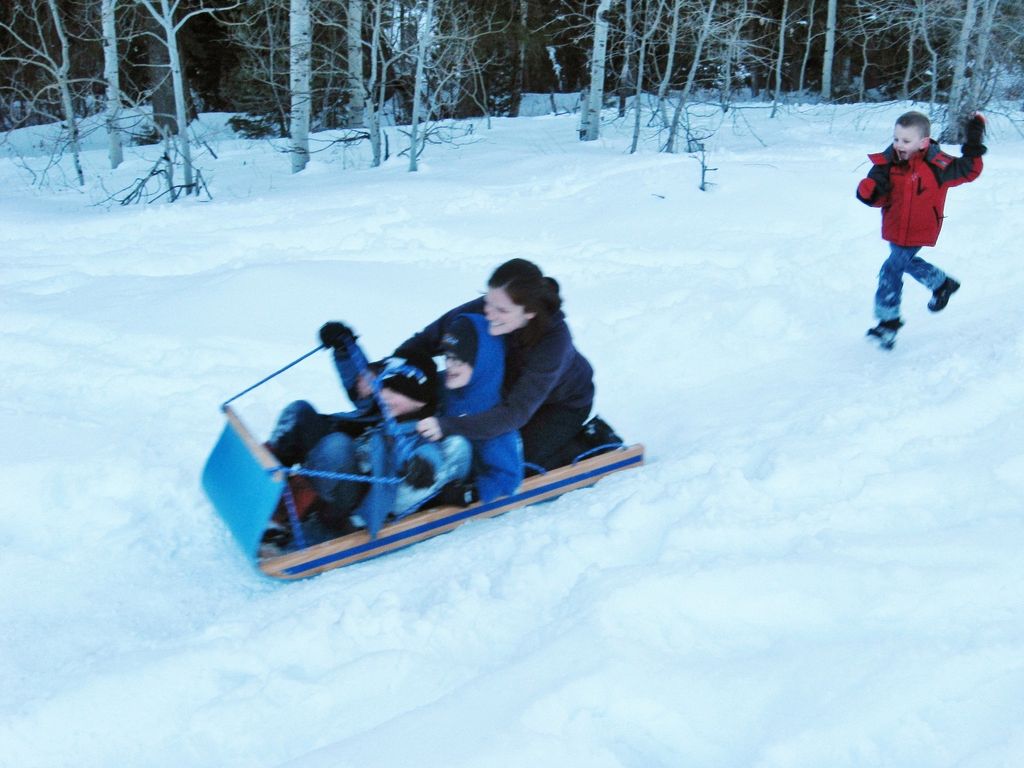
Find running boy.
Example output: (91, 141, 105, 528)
(857, 110, 986, 348)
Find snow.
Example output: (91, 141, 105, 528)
(2, 102, 1024, 768)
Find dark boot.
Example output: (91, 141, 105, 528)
(867, 318, 903, 350)
(928, 277, 960, 312)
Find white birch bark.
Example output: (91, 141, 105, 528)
(942, 0, 978, 142)
(655, 0, 682, 125)
(367, 0, 384, 166)
(770, 0, 789, 117)
(289, 0, 311, 172)
(581, 0, 611, 141)
(967, 0, 1000, 109)
(45, 0, 85, 186)
(101, 0, 124, 169)
(408, 0, 435, 172)
(345, 0, 366, 127)
(821, 0, 837, 99)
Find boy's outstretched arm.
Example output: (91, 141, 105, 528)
(938, 112, 986, 187)
(856, 159, 891, 207)
(319, 321, 375, 409)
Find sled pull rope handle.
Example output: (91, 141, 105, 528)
(221, 344, 325, 410)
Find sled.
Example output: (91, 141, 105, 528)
(202, 404, 644, 580)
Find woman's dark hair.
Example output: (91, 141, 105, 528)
(488, 258, 562, 345)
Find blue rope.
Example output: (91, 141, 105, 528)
(222, 344, 325, 409)
(571, 442, 624, 465)
(272, 465, 404, 485)
(281, 483, 308, 549)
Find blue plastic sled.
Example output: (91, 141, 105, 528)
(202, 406, 285, 561)
(202, 405, 645, 579)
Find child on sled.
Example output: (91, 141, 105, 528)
(264, 324, 471, 544)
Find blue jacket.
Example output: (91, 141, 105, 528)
(395, 298, 594, 441)
(441, 314, 523, 501)
(329, 343, 437, 537)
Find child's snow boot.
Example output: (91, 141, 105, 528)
(867, 318, 903, 350)
(928, 277, 960, 312)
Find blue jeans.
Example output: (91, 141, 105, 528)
(875, 244, 947, 321)
(268, 400, 365, 514)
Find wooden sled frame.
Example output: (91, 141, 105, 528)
(203, 405, 644, 580)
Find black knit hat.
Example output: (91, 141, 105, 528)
(378, 353, 438, 406)
(441, 315, 479, 365)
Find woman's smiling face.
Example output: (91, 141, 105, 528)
(483, 286, 535, 336)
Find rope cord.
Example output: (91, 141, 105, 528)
(281, 483, 308, 549)
(274, 465, 404, 486)
(221, 345, 325, 409)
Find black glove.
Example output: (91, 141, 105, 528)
(962, 113, 987, 157)
(319, 321, 357, 350)
(402, 455, 435, 489)
(965, 113, 985, 145)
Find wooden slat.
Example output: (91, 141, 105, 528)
(259, 443, 645, 579)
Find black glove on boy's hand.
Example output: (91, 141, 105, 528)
(319, 321, 357, 350)
(402, 455, 435, 489)
(962, 113, 987, 157)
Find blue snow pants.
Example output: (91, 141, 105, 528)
(875, 244, 947, 321)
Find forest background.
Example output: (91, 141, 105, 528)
(2, 0, 1022, 196)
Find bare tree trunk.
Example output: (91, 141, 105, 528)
(900, 23, 916, 100)
(161, 0, 194, 188)
(290, 0, 311, 171)
(146, 15, 177, 136)
(968, 0, 1000, 108)
(798, 0, 816, 95)
(942, 0, 978, 142)
(656, 0, 682, 124)
(44, 0, 84, 185)
(629, 0, 653, 154)
(821, 0, 837, 99)
(510, 0, 528, 116)
(666, 0, 717, 152)
(770, 0, 789, 117)
(408, 0, 435, 171)
(617, 0, 634, 118)
(367, 0, 384, 165)
(916, 1, 939, 111)
(717, 0, 748, 111)
(344, 0, 366, 127)
(101, 0, 124, 169)
(581, 0, 611, 141)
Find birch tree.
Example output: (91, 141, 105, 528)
(135, 0, 240, 192)
(665, 0, 718, 152)
(407, 0, 435, 171)
(580, 0, 612, 141)
(941, 0, 978, 142)
(770, 0, 790, 117)
(820, 0, 836, 98)
(655, 0, 682, 124)
(343, 0, 365, 127)
(289, 0, 311, 172)
(0, 0, 86, 185)
(101, 0, 124, 169)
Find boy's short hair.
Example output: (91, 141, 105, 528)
(895, 111, 931, 138)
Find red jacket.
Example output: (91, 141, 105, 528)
(857, 140, 982, 247)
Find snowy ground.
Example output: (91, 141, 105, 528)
(2, 101, 1023, 768)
